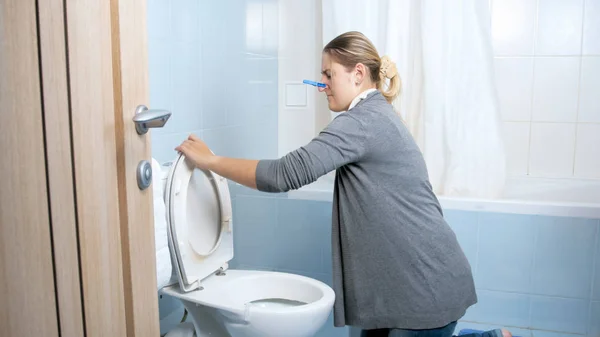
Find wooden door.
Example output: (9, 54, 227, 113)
(1, 0, 160, 336)
(0, 0, 60, 336)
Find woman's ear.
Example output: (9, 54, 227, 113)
(354, 63, 366, 85)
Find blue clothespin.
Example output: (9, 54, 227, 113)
(303, 80, 326, 88)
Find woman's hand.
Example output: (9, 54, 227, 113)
(175, 134, 215, 170)
(175, 134, 259, 189)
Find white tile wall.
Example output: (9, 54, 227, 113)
(583, 0, 600, 55)
(277, 0, 323, 156)
(535, 0, 584, 56)
(492, 0, 537, 56)
(531, 57, 580, 123)
(492, 0, 600, 178)
(494, 58, 534, 121)
(502, 122, 531, 175)
(278, 0, 599, 178)
(529, 123, 576, 177)
(574, 124, 600, 178)
(578, 57, 600, 123)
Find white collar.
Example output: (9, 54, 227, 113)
(348, 88, 377, 111)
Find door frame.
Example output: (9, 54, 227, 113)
(110, 0, 161, 336)
(64, 0, 160, 335)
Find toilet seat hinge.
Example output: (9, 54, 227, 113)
(216, 263, 228, 276)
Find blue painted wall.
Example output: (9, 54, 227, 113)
(148, 0, 278, 166)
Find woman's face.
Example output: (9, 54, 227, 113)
(319, 52, 363, 112)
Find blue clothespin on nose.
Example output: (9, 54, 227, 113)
(303, 80, 326, 88)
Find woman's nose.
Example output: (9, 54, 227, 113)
(318, 86, 326, 92)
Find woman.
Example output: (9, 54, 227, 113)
(176, 31, 510, 337)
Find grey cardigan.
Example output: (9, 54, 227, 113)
(255, 91, 477, 330)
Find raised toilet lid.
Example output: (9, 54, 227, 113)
(165, 154, 233, 292)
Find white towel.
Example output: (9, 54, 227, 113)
(153, 158, 177, 290)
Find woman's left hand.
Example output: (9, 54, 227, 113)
(175, 134, 215, 170)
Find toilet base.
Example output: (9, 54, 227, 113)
(164, 322, 195, 337)
(180, 299, 232, 337)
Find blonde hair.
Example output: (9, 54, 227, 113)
(323, 31, 401, 104)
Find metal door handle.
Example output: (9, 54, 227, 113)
(132, 105, 171, 135)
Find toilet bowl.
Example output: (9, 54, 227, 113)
(158, 154, 335, 337)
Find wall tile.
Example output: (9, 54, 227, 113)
(200, 73, 229, 130)
(315, 312, 350, 337)
(532, 57, 581, 123)
(158, 297, 185, 336)
(147, 0, 170, 40)
(590, 301, 600, 337)
(491, 0, 537, 56)
(530, 296, 588, 334)
(594, 223, 600, 300)
(151, 131, 199, 164)
(529, 123, 576, 177)
(574, 124, 600, 179)
(494, 58, 534, 121)
(583, 0, 600, 55)
(169, 40, 202, 133)
(171, 0, 200, 43)
(203, 119, 277, 161)
(531, 331, 582, 337)
(502, 122, 531, 175)
(578, 57, 600, 123)
(532, 217, 597, 298)
(229, 80, 278, 127)
(237, 117, 279, 159)
(273, 199, 331, 273)
(443, 210, 479, 274)
(229, 181, 288, 200)
(202, 125, 244, 159)
(477, 213, 536, 293)
(535, 0, 584, 55)
(245, 57, 279, 83)
(148, 38, 172, 130)
(231, 196, 279, 268)
(464, 290, 530, 328)
(278, 0, 316, 57)
(261, 0, 279, 56)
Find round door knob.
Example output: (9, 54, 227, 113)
(137, 160, 152, 190)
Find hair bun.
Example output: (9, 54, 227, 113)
(380, 55, 398, 79)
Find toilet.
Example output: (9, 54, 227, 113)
(158, 154, 335, 337)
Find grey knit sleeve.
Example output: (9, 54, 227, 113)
(255, 113, 367, 193)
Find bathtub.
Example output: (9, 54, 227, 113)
(281, 174, 600, 336)
(287, 173, 600, 219)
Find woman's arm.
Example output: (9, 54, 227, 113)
(207, 156, 259, 189)
(176, 113, 368, 193)
(175, 135, 259, 189)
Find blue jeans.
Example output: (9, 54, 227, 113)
(360, 321, 504, 337)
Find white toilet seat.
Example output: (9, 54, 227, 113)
(165, 154, 233, 292)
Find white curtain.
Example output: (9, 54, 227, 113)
(322, 0, 506, 199)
